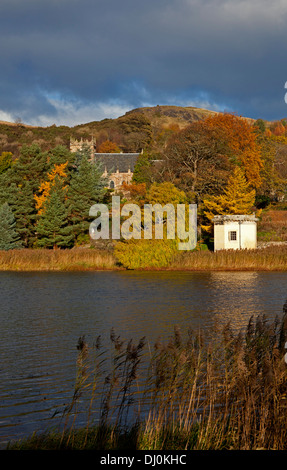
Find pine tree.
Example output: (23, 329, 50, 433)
(67, 149, 107, 242)
(0, 202, 22, 250)
(202, 166, 256, 232)
(36, 175, 73, 249)
(11, 183, 37, 247)
(11, 144, 49, 192)
(0, 174, 37, 247)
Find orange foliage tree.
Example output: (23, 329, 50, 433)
(34, 162, 68, 214)
(120, 181, 147, 202)
(97, 140, 121, 153)
(203, 113, 263, 190)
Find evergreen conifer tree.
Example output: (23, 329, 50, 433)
(0, 174, 38, 247)
(36, 175, 73, 249)
(0, 202, 22, 250)
(11, 144, 49, 192)
(67, 148, 107, 242)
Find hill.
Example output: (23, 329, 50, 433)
(0, 105, 274, 158)
(0, 105, 232, 157)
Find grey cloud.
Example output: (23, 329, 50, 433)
(0, 0, 287, 124)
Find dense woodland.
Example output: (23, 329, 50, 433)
(1, 106, 287, 257)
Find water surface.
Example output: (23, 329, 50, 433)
(0, 270, 286, 448)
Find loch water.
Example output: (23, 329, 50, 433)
(0, 270, 286, 448)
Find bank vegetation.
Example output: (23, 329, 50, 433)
(1, 243, 287, 272)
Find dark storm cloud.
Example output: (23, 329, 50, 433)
(1, 0, 287, 125)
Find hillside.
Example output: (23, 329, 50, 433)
(0, 105, 245, 157)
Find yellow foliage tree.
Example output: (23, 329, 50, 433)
(34, 162, 68, 215)
(202, 166, 256, 233)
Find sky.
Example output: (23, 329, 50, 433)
(1, 0, 287, 127)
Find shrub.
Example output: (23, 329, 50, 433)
(114, 238, 178, 269)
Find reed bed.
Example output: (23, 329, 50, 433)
(1, 244, 287, 271)
(171, 245, 287, 271)
(0, 248, 118, 271)
(9, 302, 287, 450)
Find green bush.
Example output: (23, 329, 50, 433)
(114, 238, 178, 269)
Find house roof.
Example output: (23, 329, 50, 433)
(93, 153, 140, 173)
(212, 214, 259, 224)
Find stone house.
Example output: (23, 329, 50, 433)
(69, 137, 140, 190)
(93, 152, 140, 190)
(212, 214, 259, 251)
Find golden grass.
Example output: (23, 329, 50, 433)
(171, 245, 287, 271)
(0, 248, 119, 271)
(1, 244, 287, 272)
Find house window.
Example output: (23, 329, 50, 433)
(110, 180, 115, 189)
(229, 231, 237, 241)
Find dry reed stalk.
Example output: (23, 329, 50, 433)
(43, 303, 287, 450)
(0, 248, 117, 271)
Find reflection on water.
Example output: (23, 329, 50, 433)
(0, 270, 286, 448)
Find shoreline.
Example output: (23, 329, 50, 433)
(1, 245, 287, 272)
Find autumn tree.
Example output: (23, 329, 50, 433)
(201, 166, 256, 233)
(120, 181, 147, 203)
(164, 119, 232, 198)
(270, 121, 286, 137)
(146, 181, 188, 205)
(0, 152, 13, 174)
(34, 162, 69, 215)
(114, 182, 191, 269)
(97, 140, 121, 153)
(203, 113, 263, 190)
(165, 113, 264, 201)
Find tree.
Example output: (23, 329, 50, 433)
(146, 181, 188, 205)
(165, 119, 232, 198)
(203, 113, 263, 190)
(0, 152, 13, 175)
(36, 175, 73, 249)
(97, 140, 121, 153)
(120, 181, 147, 203)
(119, 112, 153, 151)
(202, 166, 256, 233)
(114, 182, 191, 269)
(10, 144, 49, 192)
(164, 113, 264, 201)
(34, 162, 69, 215)
(11, 183, 38, 247)
(0, 145, 69, 248)
(67, 149, 107, 242)
(0, 172, 38, 247)
(0, 202, 22, 250)
(47, 145, 74, 168)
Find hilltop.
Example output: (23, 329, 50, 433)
(0, 105, 260, 157)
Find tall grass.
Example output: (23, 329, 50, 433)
(9, 301, 287, 450)
(2, 244, 287, 272)
(0, 248, 118, 271)
(171, 245, 287, 271)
